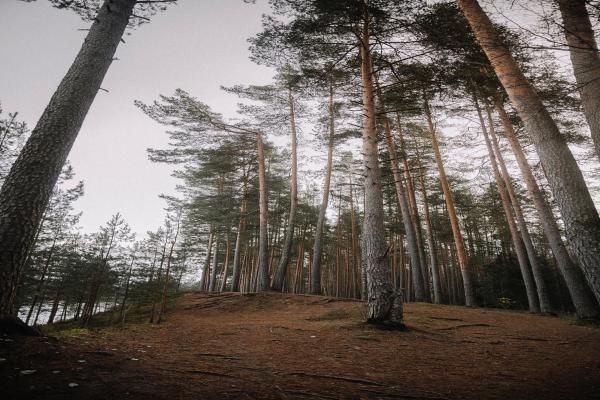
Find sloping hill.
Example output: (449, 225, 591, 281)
(2, 292, 600, 399)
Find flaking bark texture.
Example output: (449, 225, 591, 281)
(458, 0, 600, 305)
(360, 13, 403, 325)
(0, 0, 137, 315)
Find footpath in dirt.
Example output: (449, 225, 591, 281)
(1, 292, 600, 400)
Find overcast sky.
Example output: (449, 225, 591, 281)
(0, 0, 275, 235)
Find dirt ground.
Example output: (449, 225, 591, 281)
(1, 292, 600, 399)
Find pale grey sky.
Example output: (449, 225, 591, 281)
(0, 0, 275, 234)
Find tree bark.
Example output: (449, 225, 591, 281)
(494, 98, 600, 318)
(474, 94, 540, 313)
(558, 0, 600, 161)
(0, 0, 137, 315)
(359, 10, 403, 325)
(256, 133, 270, 291)
(424, 99, 476, 306)
(311, 82, 335, 295)
(458, 0, 600, 305)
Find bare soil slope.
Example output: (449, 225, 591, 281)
(2, 292, 600, 399)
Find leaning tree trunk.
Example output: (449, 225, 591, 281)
(425, 99, 476, 306)
(0, 0, 137, 316)
(494, 98, 600, 318)
(484, 100, 552, 313)
(474, 95, 539, 313)
(359, 12, 403, 325)
(558, 0, 600, 162)
(311, 82, 335, 294)
(255, 132, 270, 291)
(458, 0, 600, 305)
(271, 90, 299, 291)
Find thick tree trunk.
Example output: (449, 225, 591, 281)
(558, 0, 600, 161)
(458, 0, 600, 304)
(474, 95, 539, 313)
(424, 99, 476, 306)
(359, 13, 403, 325)
(0, 0, 136, 315)
(494, 99, 600, 318)
(256, 133, 270, 291)
(484, 100, 552, 313)
(310, 83, 335, 294)
(272, 90, 299, 291)
(199, 231, 213, 292)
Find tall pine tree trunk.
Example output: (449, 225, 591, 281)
(199, 231, 213, 292)
(425, 99, 475, 306)
(0, 0, 137, 315)
(474, 94, 539, 313)
(381, 114, 426, 301)
(359, 10, 402, 325)
(558, 0, 600, 161)
(208, 234, 220, 292)
(272, 90, 299, 291)
(398, 121, 430, 300)
(256, 133, 270, 291)
(413, 137, 442, 303)
(494, 99, 600, 318)
(310, 82, 335, 294)
(484, 100, 552, 313)
(458, 0, 600, 305)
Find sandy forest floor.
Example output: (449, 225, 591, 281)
(1, 292, 600, 399)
